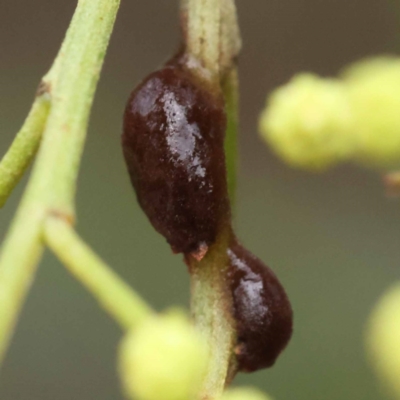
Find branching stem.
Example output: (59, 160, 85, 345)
(0, 0, 121, 366)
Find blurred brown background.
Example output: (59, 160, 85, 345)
(1, 1, 400, 399)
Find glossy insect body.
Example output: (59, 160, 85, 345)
(122, 60, 229, 258)
(227, 239, 293, 372)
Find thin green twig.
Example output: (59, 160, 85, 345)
(0, 0, 121, 366)
(44, 217, 153, 330)
(0, 91, 50, 208)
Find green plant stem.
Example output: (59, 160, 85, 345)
(44, 217, 153, 330)
(219, 0, 241, 74)
(0, 0, 120, 366)
(186, 0, 222, 80)
(190, 227, 237, 400)
(0, 93, 50, 208)
(183, 0, 241, 398)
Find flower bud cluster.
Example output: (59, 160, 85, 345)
(260, 56, 400, 171)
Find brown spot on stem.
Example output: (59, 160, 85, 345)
(48, 209, 75, 225)
(190, 242, 209, 261)
(36, 80, 51, 97)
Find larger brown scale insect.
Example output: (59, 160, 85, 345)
(122, 59, 230, 259)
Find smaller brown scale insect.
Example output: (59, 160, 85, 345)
(122, 51, 293, 373)
(227, 239, 293, 372)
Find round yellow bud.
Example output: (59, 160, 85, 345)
(221, 387, 273, 400)
(366, 283, 400, 399)
(343, 57, 400, 168)
(259, 73, 354, 171)
(118, 309, 208, 400)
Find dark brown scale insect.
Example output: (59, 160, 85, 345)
(122, 59, 230, 259)
(227, 239, 293, 372)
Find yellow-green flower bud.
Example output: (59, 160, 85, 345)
(366, 283, 400, 399)
(259, 73, 354, 171)
(343, 57, 400, 168)
(118, 309, 208, 400)
(221, 387, 274, 400)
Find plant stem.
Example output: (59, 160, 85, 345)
(186, 0, 222, 80)
(44, 217, 153, 330)
(219, 0, 241, 75)
(0, 92, 50, 208)
(183, 0, 241, 398)
(190, 228, 237, 400)
(0, 0, 121, 366)
(29, 0, 121, 216)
